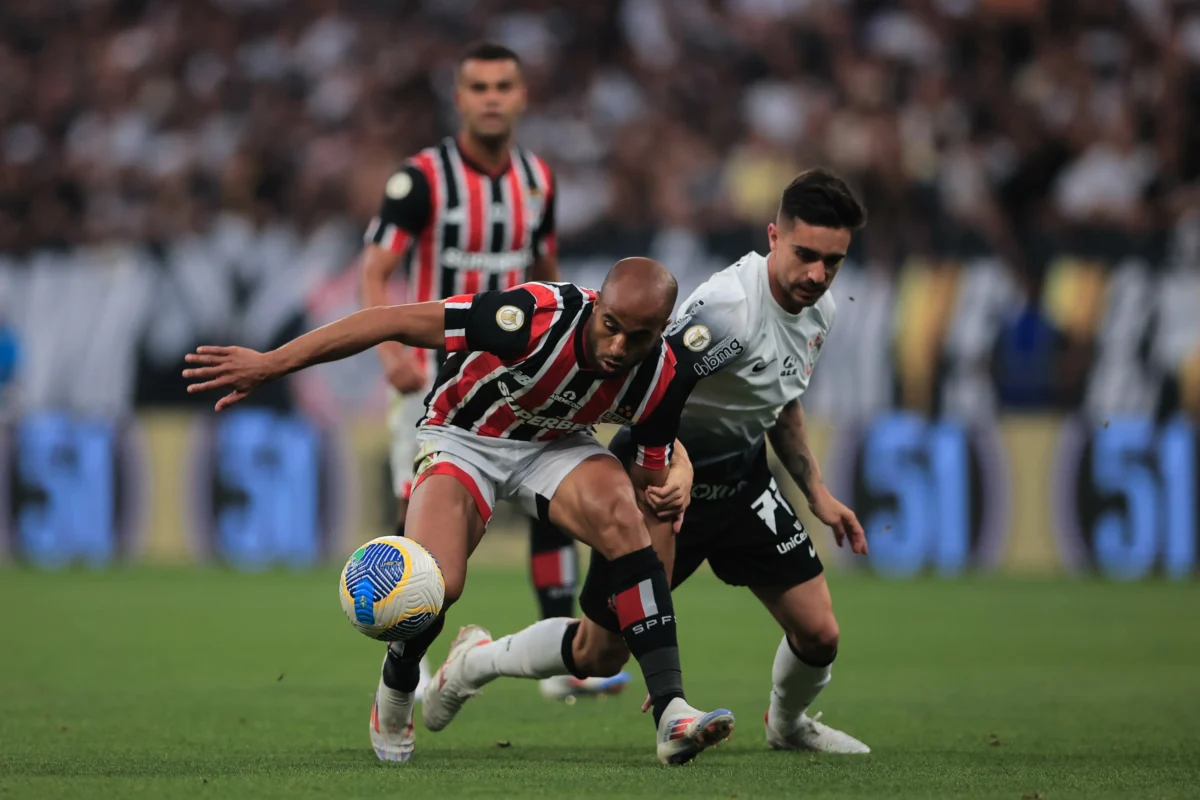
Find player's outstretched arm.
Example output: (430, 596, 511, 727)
(183, 301, 447, 411)
(768, 399, 868, 555)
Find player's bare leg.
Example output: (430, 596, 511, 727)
(752, 575, 869, 754)
(388, 492, 432, 700)
(371, 474, 485, 762)
(448, 456, 733, 764)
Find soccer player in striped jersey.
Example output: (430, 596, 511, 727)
(183, 258, 735, 765)
(359, 41, 614, 701)
(437, 170, 873, 755)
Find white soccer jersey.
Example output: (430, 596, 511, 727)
(671, 251, 835, 477)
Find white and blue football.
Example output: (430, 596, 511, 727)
(338, 536, 444, 641)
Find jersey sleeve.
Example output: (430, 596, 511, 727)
(627, 372, 693, 470)
(531, 174, 557, 260)
(627, 281, 749, 469)
(363, 164, 433, 253)
(661, 280, 749, 379)
(442, 286, 542, 359)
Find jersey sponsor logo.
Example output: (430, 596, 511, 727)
(692, 337, 744, 377)
(442, 246, 532, 273)
(385, 171, 413, 199)
(691, 480, 748, 501)
(682, 324, 712, 352)
(495, 305, 526, 332)
(781, 355, 799, 377)
(776, 531, 811, 555)
(549, 390, 583, 410)
(498, 382, 589, 430)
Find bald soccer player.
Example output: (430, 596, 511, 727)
(183, 259, 736, 766)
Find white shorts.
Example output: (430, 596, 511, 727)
(386, 374, 438, 499)
(411, 425, 616, 526)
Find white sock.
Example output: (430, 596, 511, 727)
(768, 635, 832, 730)
(463, 618, 572, 687)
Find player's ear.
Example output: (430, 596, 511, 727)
(767, 221, 778, 251)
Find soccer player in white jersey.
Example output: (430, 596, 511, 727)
(424, 169, 872, 754)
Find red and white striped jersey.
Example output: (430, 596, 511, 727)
(364, 136, 554, 303)
(423, 282, 700, 470)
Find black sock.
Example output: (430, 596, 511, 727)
(606, 546, 683, 726)
(559, 620, 587, 679)
(530, 517, 577, 619)
(394, 520, 406, 538)
(381, 614, 445, 692)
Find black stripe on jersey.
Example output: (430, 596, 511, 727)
(508, 369, 599, 442)
(517, 149, 539, 192)
(445, 367, 510, 433)
(438, 141, 461, 300)
(487, 177, 506, 292)
(613, 343, 666, 422)
(419, 350, 468, 426)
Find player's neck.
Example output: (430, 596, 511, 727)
(766, 253, 804, 316)
(457, 132, 512, 177)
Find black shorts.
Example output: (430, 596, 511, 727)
(578, 431, 823, 632)
(671, 444, 823, 590)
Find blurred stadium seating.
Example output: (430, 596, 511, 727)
(2, 0, 1199, 578)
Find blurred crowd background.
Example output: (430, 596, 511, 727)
(2, 0, 1200, 420)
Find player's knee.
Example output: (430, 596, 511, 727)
(790, 615, 839, 662)
(592, 498, 649, 560)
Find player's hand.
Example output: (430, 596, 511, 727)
(644, 459, 693, 532)
(183, 346, 277, 411)
(641, 693, 652, 713)
(381, 344, 426, 395)
(809, 486, 868, 555)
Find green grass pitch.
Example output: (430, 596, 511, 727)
(1, 566, 1198, 799)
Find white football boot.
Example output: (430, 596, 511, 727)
(369, 654, 416, 762)
(422, 624, 492, 732)
(539, 671, 632, 702)
(655, 697, 736, 765)
(764, 710, 870, 753)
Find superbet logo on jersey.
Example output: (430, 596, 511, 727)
(832, 413, 1009, 576)
(1053, 417, 1199, 579)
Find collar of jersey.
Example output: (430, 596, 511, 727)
(456, 136, 512, 179)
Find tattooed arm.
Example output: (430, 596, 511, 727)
(768, 399, 868, 555)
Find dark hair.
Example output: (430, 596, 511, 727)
(779, 168, 867, 231)
(458, 41, 522, 69)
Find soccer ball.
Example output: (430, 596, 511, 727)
(338, 536, 445, 641)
